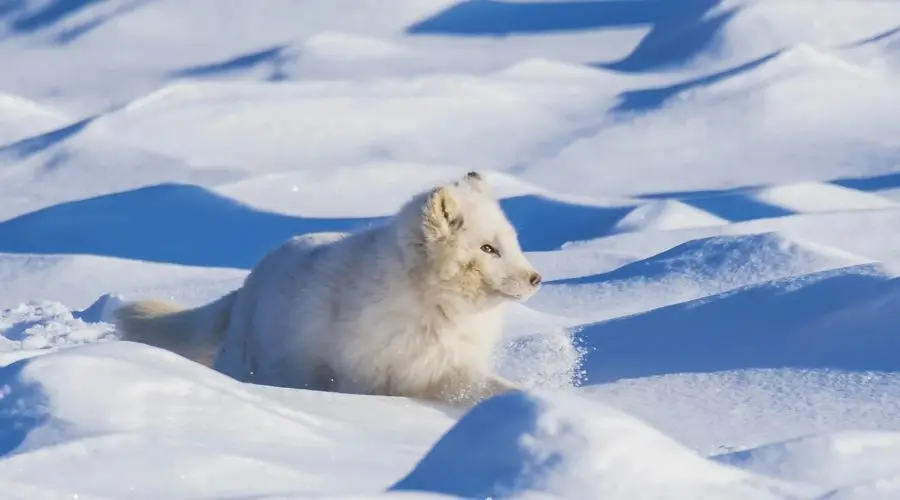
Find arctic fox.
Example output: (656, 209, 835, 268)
(114, 172, 543, 407)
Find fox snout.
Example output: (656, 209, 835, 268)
(509, 267, 542, 300)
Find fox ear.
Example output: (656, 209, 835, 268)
(422, 186, 464, 241)
(463, 171, 490, 194)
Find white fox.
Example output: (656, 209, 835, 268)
(114, 172, 543, 407)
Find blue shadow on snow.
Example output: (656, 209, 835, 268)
(168, 45, 292, 82)
(611, 50, 779, 113)
(842, 25, 900, 48)
(501, 196, 631, 252)
(409, 0, 712, 36)
(599, 2, 735, 73)
(0, 359, 50, 457)
(0, 184, 629, 269)
(5, 0, 103, 32)
(408, 0, 730, 73)
(573, 266, 900, 385)
(0, 183, 378, 270)
(636, 169, 900, 200)
(832, 172, 900, 193)
(0, 0, 151, 44)
(0, 117, 94, 156)
(676, 190, 795, 222)
(390, 390, 544, 498)
(550, 233, 788, 286)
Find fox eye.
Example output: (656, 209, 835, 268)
(481, 244, 500, 257)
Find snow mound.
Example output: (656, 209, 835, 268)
(0, 340, 456, 498)
(711, 44, 877, 93)
(0, 182, 354, 270)
(211, 168, 628, 253)
(586, 369, 900, 459)
(613, 199, 729, 233)
(653, 181, 900, 225)
(0, 118, 238, 221)
(567, 232, 868, 286)
(531, 232, 869, 323)
(577, 201, 900, 276)
(0, 176, 620, 270)
(496, 58, 617, 82)
(526, 41, 900, 197)
(0, 341, 322, 497)
(214, 163, 544, 218)
(716, 430, 900, 494)
(391, 390, 811, 499)
(717, 2, 900, 67)
(0, 92, 68, 145)
(748, 182, 897, 215)
(574, 264, 899, 384)
(87, 74, 606, 172)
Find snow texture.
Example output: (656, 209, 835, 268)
(3, 0, 900, 498)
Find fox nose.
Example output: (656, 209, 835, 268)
(529, 272, 542, 287)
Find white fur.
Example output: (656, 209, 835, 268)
(114, 172, 542, 407)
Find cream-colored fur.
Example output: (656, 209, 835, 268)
(114, 172, 542, 407)
(113, 292, 237, 368)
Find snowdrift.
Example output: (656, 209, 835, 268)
(531, 232, 870, 323)
(0, 340, 456, 498)
(392, 390, 811, 499)
(4, 338, 895, 500)
(575, 264, 900, 384)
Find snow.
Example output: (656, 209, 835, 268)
(3, 0, 900, 498)
(612, 199, 730, 233)
(391, 390, 816, 499)
(0, 92, 68, 145)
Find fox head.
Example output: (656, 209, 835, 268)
(408, 171, 542, 309)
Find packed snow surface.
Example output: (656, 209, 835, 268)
(3, 1, 900, 498)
